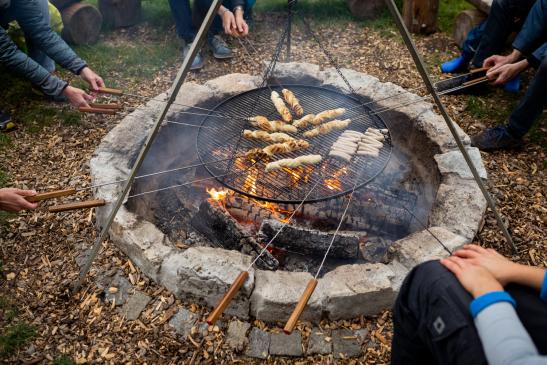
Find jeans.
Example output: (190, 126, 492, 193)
(472, 0, 536, 67)
(392, 261, 547, 365)
(168, 0, 195, 42)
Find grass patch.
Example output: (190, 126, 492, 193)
(0, 323, 36, 357)
(54, 355, 77, 365)
(466, 94, 516, 123)
(438, 0, 473, 33)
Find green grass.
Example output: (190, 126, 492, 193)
(466, 94, 516, 122)
(0, 323, 36, 357)
(438, 0, 473, 33)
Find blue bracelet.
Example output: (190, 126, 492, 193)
(540, 271, 547, 302)
(470, 291, 516, 318)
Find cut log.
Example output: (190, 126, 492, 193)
(453, 9, 487, 48)
(99, 0, 142, 28)
(259, 219, 361, 259)
(403, 0, 440, 34)
(50, 0, 81, 11)
(465, 0, 492, 14)
(346, 0, 385, 20)
(61, 3, 103, 45)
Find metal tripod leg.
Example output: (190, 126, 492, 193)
(383, 0, 517, 253)
(72, 0, 225, 293)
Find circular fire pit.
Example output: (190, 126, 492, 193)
(90, 63, 488, 322)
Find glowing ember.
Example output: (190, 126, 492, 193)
(206, 188, 228, 201)
(243, 168, 258, 195)
(252, 199, 292, 223)
(323, 167, 348, 191)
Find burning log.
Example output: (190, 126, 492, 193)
(259, 219, 361, 259)
(191, 199, 279, 270)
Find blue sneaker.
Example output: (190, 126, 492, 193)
(182, 41, 204, 71)
(503, 75, 521, 93)
(208, 35, 233, 59)
(470, 126, 522, 151)
(440, 55, 471, 74)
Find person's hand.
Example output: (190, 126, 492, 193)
(63, 85, 94, 108)
(483, 54, 513, 69)
(79, 67, 105, 93)
(0, 188, 39, 212)
(220, 9, 238, 36)
(486, 60, 528, 85)
(441, 256, 504, 298)
(234, 10, 249, 36)
(452, 244, 519, 286)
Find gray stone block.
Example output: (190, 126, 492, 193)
(98, 270, 133, 306)
(269, 331, 303, 357)
(204, 73, 261, 98)
(332, 329, 362, 358)
(434, 147, 487, 179)
(169, 308, 199, 338)
(159, 247, 254, 319)
(245, 327, 270, 359)
(307, 328, 332, 355)
(271, 62, 322, 84)
(226, 320, 251, 352)
(119, 291, 151, 320)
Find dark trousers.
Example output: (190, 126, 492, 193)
(392, 261, 547, 365)
(168, 0, 195, 42)
(472, 0, 536, 67)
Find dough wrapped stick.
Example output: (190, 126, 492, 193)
(282, 89, 304, 117)
(245, 148, 269, 160)
(248, 116, 297, 133)
(271, 91, 292, 123)
(243, 130, 294, 143)
(303, 119, 351, 138)
(293, 114, 315, 128)
(263, 139, 310, 156)
(312, 108, 346, 125)
(265, 155, 322, 172)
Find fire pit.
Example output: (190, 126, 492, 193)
(90, 62, 488, 322)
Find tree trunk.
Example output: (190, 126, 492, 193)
(98, 0, 142, 28)
(61, 3, 103, 45)
(453, 9, 487, 48)
(50, 0, 80, 11)
(403, 0, 440, 34)
(346, 0, 385, 20)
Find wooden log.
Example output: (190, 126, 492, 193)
(465, 0, 492, 14)
(61, 3, 103, 45)
(403, 0, 440, 34)
(50, 0, 81, 11)
(206, 271, 249, 325)
(99, 0, 142, 28)
(49, 199, 106, 213)
(284, 279, 318, 334)
(25, 188, 77, 202)
(453, 9, 487, 48)
(346, 0, 385, 20)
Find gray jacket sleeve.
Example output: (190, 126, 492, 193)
(474, 302, 547, 365)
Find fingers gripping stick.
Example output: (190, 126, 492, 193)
(25, 188, 77, 202)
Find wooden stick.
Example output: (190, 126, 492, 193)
(283, 278, 318, 334)
(26, 188, 77, 202)
(78, 107, 117, 115)
(49, 199, 106, 213)
(89, 103, 122, 110)
(97, 87, 124, 96)
(206, 271, 249, 325)
(462, 75, 489, 87)
(469, 66, 490, 74)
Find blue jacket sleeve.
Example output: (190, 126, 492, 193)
(0, 25, 67, 96)
(530, 42, 547, 68)
(513, 0, 547, 63)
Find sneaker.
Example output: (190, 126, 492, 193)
(440, 55, 470, 74)
(208, 35, 233, 59)
(182, 41, 204, 71)
(0, 111, 16, 133)
(470, 126, 522, 151)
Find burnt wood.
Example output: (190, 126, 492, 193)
(61, 3, 103, 45)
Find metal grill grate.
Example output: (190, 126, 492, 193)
(196, 85, 392, 203)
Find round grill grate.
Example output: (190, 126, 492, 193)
(196, 85, 392, 204)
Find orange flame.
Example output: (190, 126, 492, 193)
(206, 188, 228, 201)
(323, 167, 348, 192)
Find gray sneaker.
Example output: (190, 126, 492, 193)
(182, 41, 204, 70)
(208, 35, 233, 59)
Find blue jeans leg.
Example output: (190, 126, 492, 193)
(507, 55, 547, 138)
(168, 0, 196, 42)
(25, 0, 55, 72)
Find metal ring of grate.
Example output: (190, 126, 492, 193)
(196, 85, 392, 204)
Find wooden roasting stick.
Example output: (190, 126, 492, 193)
(283, 279, 318, 334)
(469, 66, 490, 74)
(206, 271, 249, 325)
(25, 188, 77, 202)
(89, 103, 121, 110)
(97, 87, 124, 96)
(462, 75, 489, 87)
(49, 199, 105, 213)
(78, 106, 118, 115)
